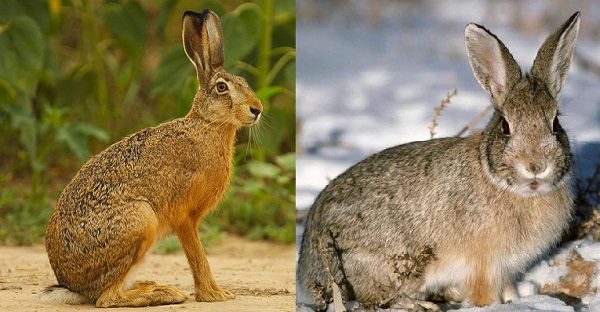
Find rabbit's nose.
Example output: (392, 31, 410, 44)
(527, 161, 546, 175)
(250, 107, 261, 119)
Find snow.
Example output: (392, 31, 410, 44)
(297, 0, 600, 311)
(454, 295, 574, 312)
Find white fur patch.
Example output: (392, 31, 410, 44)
(502, 283, 519, 303)
(516, 163, 536, 179)
(39, 287, 88, 305)
(515, 162, 553, 180)
(537, 163, 553, 179)
(421, 257, 471, 293)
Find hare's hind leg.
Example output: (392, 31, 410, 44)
(95, 202, 186, 307)
(96, 280, 186, 308)
(175, 219, 235, 302)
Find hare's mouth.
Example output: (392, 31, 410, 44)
(244, 114, 260, 126)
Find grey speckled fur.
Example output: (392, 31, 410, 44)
(298, 12, 581, 309)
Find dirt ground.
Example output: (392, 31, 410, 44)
(0, 236, 295, 311)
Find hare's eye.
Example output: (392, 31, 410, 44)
(501, 117, 510, 135)
(216, 82, 228, 93)
(552, 116, 562, 133)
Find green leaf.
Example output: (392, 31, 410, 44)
(56, 124, 89, 161)
(101, 2, 148, 55)
(0, 78, 16, 103)
(275, 153, 295, 171)
(55, 122, 108, 162)
(256, 104, 294, 157)
(222, 7, 261, 67)
(73, 123, 109, 142)
(3, 104, 38, 169)
(276, 175, 290, 185)
(202, 1, 227, 16)
(151, 46, 196, 96)
(19, 115, 39, 170)
(0, 1, 50, 31)
(274, 0, 295, 25)
(155, 0, 178, 40)
(41, 104, 66, 128)
(0, 16, 45, 100)
(255, 86, 283, 102)
(246, 160, 280, 178)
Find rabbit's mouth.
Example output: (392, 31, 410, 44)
(516, 178, 555, 196)
(529, 180, 541, 191)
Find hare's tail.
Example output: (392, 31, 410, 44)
(39, 285, 89, 305)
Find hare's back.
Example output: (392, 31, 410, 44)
(53, 119, 202, 217)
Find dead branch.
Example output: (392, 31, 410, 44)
(574, 157, 600, 240)
(455, 104, 493, 137)
(429, 89, 457, 139)
(327, 230, 356, 301)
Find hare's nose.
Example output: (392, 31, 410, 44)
(527, 161, 547, 175)
(250, 107, 261, 119)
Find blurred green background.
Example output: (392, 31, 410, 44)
(0, 0, 296, 249)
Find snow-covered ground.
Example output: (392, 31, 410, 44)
(297, 1, 600, 311)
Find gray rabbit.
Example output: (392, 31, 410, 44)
(298, 12, 580, 309)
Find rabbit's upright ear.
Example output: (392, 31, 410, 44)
(531, 12, 580, 99)
(465, 24, 522, 107)
(182, 10, 224, 88)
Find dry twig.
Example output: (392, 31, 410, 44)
(429, 89, 457, 139)
(574, 158, 600, 239)
(455, 104, 494, 137)
(327, 230, 356, 301)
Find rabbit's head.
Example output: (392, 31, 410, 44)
(182, 10, 263, 127)
(465, 12, 580, 196)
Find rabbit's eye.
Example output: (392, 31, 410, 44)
(552, 116, 562, 133)
(216, 82, 228, 93)
(501, 117, 510, 135)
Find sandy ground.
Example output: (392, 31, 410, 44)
(0, 236, 295, 311)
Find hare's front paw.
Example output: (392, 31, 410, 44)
(195, 286, 235, 302)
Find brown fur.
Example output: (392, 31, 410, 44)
(43, 10, 262, 307)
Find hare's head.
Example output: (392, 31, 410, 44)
(465, 12, 580, 196)
(182, 10, 263, 127)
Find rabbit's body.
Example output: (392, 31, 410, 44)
(46, 117, 235, 298)
(43, 10, 263, 307)
(299, 134, 572, 306)
(298, 12, 580, 309)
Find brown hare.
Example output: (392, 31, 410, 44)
(41, 10, 263, 307)
(298, 12, 580, 310)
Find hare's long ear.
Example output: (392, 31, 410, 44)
(465, 23, 522, 108)
(531, 12, 580, 99)
(182, 10, 224, 88)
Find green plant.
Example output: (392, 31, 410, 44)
(0, 0, 295, 246)
(0, 187, 53, 245)
(215, 153, 296, 243)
